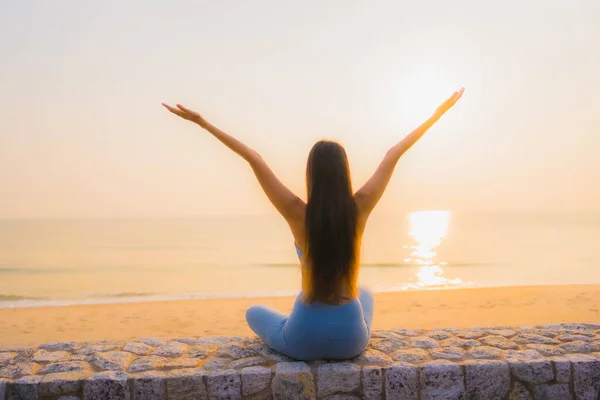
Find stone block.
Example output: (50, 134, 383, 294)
(271, 362, 315, 400)
(165, 368, 207, 400)
(241, 366, 272, 397)
(362, 366, 383, 400)
(384, 362, 418, 400)
(316, 363, 360, 397)
(464, 360, 510, 400)
(84, 371, 129, 400)
(567, 354, 600, 400)
(206, 369, 241, 400)
(420, 360, 464, 400)
(129, 371, 166, 400)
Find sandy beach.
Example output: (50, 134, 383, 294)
(1, 284, 599, 346)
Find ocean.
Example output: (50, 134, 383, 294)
(1, 211, 599, 309)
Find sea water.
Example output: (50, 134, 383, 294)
(1, 211, 599, 308)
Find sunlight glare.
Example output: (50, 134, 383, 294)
(395, 70, 459, 128)
(407, 210, 466, 288)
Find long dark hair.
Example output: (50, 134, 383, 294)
(302, 140, 359, 304)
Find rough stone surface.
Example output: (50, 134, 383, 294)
(316, 363, 360, 397)
(124, 342, 154, 356)
(362, 366, 383, 400)
(39, 342, 76, 351)
(524, 344, 566, 356)
(196, 336, 231, 345)
(352, 349, 392, 365)
(513, 333, 559, 345)
(420, 360, 465, 400)
(390, 348, 429, 363)
(568, 353, 600, 400)
(93, 351, 134, 371)
(325, 395, 360, 400)
(152, 342, 188, 357)
(370, 337, 409, 353)
(241, 366, 272, 396)
(468, 346, 503, 359)
(551, 356, 571, 383)
(385, 362, 418, 400)
(480, 336, 519, 349)
(429, 346, 464, 360)
(216, 343, 256, 360)
(186, 344, 217, 359)
(440, 337, 481, 348)
(272, 362, 315, 400)
(0, 361, 37, 379)
(560, 341, 596, 353)
(510, 381, 533, 400)
(166, 368, 207, 400)
(410, 336, 439, 349)
(164, 357, 200, 370)
(130, 370, 166, 400)
(75, 343, 119, 355)
(0, 354, 16, 368)
(425, 330, 452, 340)
(250, 344, 293, 362)
(129, 355, 169, 372)
(505, 350, 553, 383)
(84, 371, 130, 400)
(39, 370, 90, 397)
(558, 334, 593, 342)
(533, 383, 571, 399)
(487, 329, 517, 337)
(38, 361, 91, 374)
(229, 356, 266, 369)
(2, 323, 600, 399)
(206, 369, 242, 399)
(139, 338, 169, 347)
(391, 328, 425, 337)
(202, 357, 231, 371)
(7, 375, 43, 400)
(464, 360, 511, 400)
(457, 329, 486, 339)
(33, 350, 69, 363)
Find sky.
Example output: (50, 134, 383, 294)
(1, 0, 599, 218)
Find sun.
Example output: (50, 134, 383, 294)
(394, 69, 460, 127)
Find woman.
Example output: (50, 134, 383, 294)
(162, 87, 464, 360)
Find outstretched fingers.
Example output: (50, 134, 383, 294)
(448, 88, 464, 103)
(443, 88, 465, 109)
(176, 104, 192, 113)
(454, 87, 465, 101)
(162, 103, 184, 117)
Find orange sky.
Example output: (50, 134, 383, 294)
(1, 1, 599, 218)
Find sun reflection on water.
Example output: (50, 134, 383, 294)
(406, 210, 466, 289)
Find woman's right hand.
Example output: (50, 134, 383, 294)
(162, 103, 210, 129)
(434, 88, 465, 118)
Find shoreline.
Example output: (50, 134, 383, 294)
(1, 284, 599, 346)
(3, 281, 599, 310)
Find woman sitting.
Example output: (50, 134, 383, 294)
(162, 87, 464, 360)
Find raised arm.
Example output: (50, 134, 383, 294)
(354, 88, 464, 217)
(162, 103, 305, 225)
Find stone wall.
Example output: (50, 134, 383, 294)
(1, 323, 600, 399)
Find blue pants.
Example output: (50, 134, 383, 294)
(246, 287, 374, 361)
